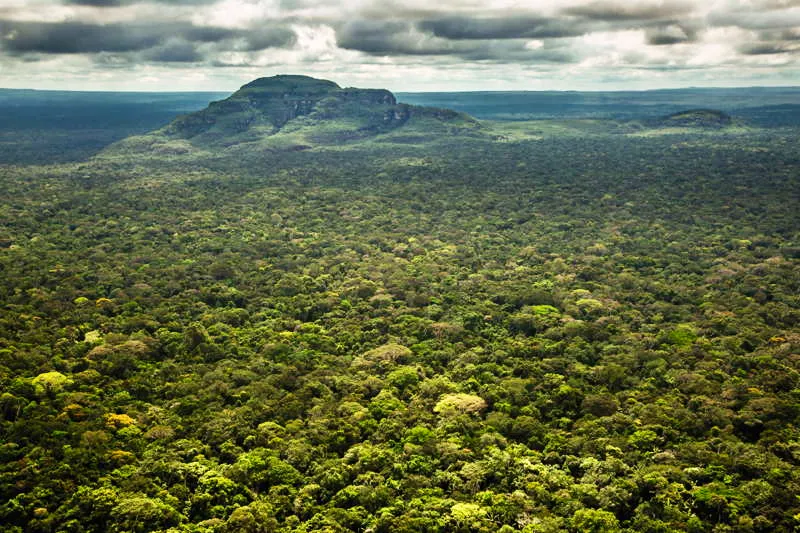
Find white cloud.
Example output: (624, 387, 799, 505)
(193, 0, 282, 29)
(0, 0, 798, 90)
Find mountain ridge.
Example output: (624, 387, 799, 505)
(122, 74, 480, 152)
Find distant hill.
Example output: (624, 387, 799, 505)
(656, 109, 734, 129)
(397, 87, 800, 124)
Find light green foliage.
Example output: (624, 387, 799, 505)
(221, 501, 277, 533)
(109, 495, 182, 533)
(386, 366, 420, 392)
(665, 325, 698, 347)
(404, 426, 434, 445)
(0, 80, 798, 533)
(83, 330, 102, 343)
(352, 343, 412, 371)
(627, 429, 661, 450)
(575, 298, 604, 313)
(450, 502, 488, 526)
(570, 508, 620, 532)
(31, 371, 72, 396)
(509, 305, 561, 335)
(230, 449, 302, 490)
(434, 393, 488, 416)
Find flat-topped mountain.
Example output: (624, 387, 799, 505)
(105, 75, 479, 158)
(164, 75, 401, 140)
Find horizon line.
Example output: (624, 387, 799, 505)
(2, 84, 800, 95)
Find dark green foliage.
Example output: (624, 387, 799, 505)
(0, 89, 225, 164)
(657, 109, 733, 129)
(0, 79, 798, 533)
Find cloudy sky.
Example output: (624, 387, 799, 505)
(1, 0, 799, 91)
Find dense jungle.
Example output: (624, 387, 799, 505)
(0, 76, 798, 532)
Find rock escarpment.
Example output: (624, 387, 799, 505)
(161, 75, 417, 145)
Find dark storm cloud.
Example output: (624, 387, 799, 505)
(92, 42, 204, 65)
(647, 33, 686, 45)
(463, 44, 577, 63)
(739, 42, 796, 55)
(645, 25, 696, 45)
(240, 27, 298, 51)
(0, 20, 296, 57)
(144, 40, 204, 62)
(756, 28, 800, 43)
(335, 6, 711, 62)
(417, 16, 586, 40)
(335, 21, 448, 56)
(335, 20, 578, 63)
(182, 26, 240, 43)
(0, 20, 164, 53)
(563, 1, 693, 21)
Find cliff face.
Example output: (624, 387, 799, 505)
(162, 75, 406, 143)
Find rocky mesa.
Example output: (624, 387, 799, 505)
(104, 75, 479, 158)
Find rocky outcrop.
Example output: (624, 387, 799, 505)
(163, 75, 407, 141)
